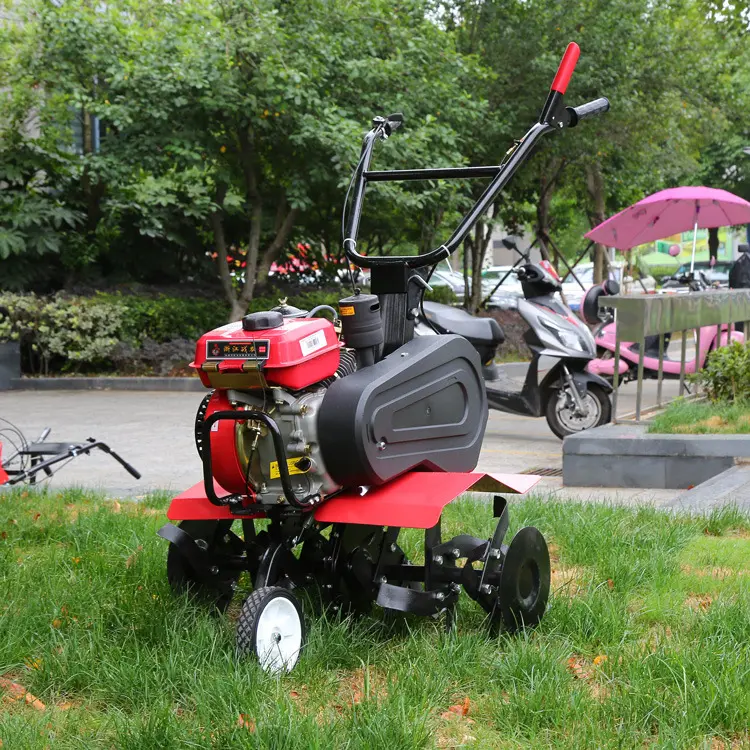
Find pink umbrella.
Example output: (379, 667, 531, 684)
(585, 186, 750, 273)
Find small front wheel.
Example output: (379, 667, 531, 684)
(237, 587, 305, 674)
(545, 382, 611, 439)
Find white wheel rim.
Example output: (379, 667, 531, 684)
(556, 389, 601, 432)
(255, 596, 302, 674)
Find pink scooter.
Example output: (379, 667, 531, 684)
(581, 278, 744, 382)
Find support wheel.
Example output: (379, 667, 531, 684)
(498, 527, 550, 631)
(545, 383, 611, 439)
(237, 587, 305, 673)
(166, 520, 241, 612)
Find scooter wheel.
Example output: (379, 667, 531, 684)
(236, 586, 305, 673)
(544, 382, 611, 439)
(498, 527, 550, 631)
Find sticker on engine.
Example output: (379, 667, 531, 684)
(300, 330, 327, 357)
(339, 305, 355, 316)
(206, 339, 270, 360)
(269, 458, 310, 479)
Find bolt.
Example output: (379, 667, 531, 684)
(451, 583, 461, 593)
(435, 592, 445, 601)
(195, 539, 208, 551)
(480, 584, 493, 594)
(224, 534, 232, 544)
(210, 565, 219, 575)
(276, 496, 286, 504)
(451, 548, 461, 559)
(377, 441, 386, 451)
(230, 581, 238, 590)
(390, 543, 398, 553)
(490, 548, 502, 559)
(260, 483, 268, 493)
(380, 576, 388, 584)
(433, 555, 443, 566)
(324, 584, 333, 590)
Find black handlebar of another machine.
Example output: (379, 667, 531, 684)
(341, 42, 610, 271)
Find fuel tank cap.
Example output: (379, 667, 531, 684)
(242, 311, 284, 331)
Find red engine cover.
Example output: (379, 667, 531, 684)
(193, 316, 340, 390)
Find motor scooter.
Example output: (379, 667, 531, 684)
(416, 260, 613, 439)
(582, 275, 744, 381)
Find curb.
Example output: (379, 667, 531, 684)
(8, 377, 205, 392)
(563, 423, 750, 490)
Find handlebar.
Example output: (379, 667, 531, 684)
(568, 97, 610, 127)
(343, 42, 609, 271)
(550, 42, 580, 94)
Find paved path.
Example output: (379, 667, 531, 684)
(0, 374, 683, 505)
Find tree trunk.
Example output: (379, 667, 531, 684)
(535, 157, 564, 264)
(708, 227, 719, 263)
(586, 163, 608, 284)
(209, 184, 246, 321)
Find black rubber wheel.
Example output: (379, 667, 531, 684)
(498, 526, 550, 631)
(544, 382, 612, 439)
(237, 586, 305, 673)
(166, 520, 241, 612)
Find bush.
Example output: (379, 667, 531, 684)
(698, 341, 750, 402)
(0, 290, 343, 375)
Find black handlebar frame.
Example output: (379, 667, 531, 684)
(342, 96, 609, 271)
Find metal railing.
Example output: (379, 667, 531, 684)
(603, 289, 750, 423)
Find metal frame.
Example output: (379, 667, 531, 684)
(603, 289, 750, 423)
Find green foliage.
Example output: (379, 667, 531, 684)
(424, 286, 458, 305)
(0, 292, 126, 374)
(698, 341, 750, 403)
(0, 290, 342, 374)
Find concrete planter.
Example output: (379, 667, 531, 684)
(563, 423, 750, 490)
(0, 342, 21, 390)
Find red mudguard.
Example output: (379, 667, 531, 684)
(167, 471, 541, 529)
(0, 443, 7, 485)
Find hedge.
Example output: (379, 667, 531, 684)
(0, 286, 526, 376)
(0, 290, 341, 376)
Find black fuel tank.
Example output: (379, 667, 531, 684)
(318, 335, 487, 487)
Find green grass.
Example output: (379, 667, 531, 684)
(649, 399, 750, 434)
(2, 490, 750, 748)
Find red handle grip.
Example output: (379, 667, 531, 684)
(550, 42, 580, 94)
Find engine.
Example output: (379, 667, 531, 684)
(192, 296, 488, 509)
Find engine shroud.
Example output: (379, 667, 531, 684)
(318, 334, 487, 487)
(193, 317, 340, 391)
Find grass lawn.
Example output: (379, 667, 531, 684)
(649, 399, 750, 435)
(2, 489, 750, 748)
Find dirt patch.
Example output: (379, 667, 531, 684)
(685, 593, 713, 612)
(565, 655, 611, 701)
(681, 564, 750, 579)
(671, 415, 728, 433)
(550, 566, 588, 596)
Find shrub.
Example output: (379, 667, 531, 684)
(698, 341, 750, 402)
(0, 292, 127, 374)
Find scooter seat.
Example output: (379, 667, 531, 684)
(422, 301, 505, 346)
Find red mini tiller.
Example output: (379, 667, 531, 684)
(158, 44, 610, 674)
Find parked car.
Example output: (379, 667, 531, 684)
(561, 262, 656, 312)
(663, 260, 733, 288)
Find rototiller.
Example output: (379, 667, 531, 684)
(158, 43, 609, 673)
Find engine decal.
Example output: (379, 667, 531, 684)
(205, 339, 270, 360)
(269, 457, 311, 479)
(299, 330, 327, 357)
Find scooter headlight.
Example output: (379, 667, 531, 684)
(541, 318, 589, 353)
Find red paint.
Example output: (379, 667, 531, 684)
(551, 42, 580, 94)
(203, 390, 259, 495)
(314, 471, 541, 529)
(167, 480, 266, 521)
(0, 442, 7, 485)
(192, 316, 340, 391)
(166, 471, 540, 527)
